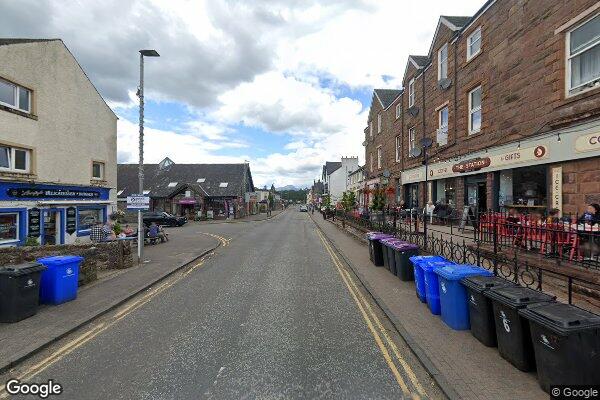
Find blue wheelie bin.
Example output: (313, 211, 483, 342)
(409, 256, 446, 303)
(422, 260, 455, 315)
(37, 256, 83, 305)
(435, 264, 493, 330)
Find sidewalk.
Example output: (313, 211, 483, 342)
(0, 227, 219, 373)
(311, 214, 546, 400)
(194, 209, 283, 225)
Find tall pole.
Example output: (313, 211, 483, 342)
(423, 148, 429, 251)
(137, 53, 145, 262)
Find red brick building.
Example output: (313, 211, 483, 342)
(368, 0, 600, 216)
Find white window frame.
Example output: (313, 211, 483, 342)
(0, 212, 19, 244)
(395, 103, 402, 119)
(408, 127, 416, 156)
(377, 113, 382, 133)
(468, 86, 482, 135)
(0, 78, 31, 113)
(438, 106, 449, 132)
(467, 27, 482, 61)
(566, 13, 600, 97)
(0, 145, 31, 173)
(408, 78, 415, 107)
(377, 146, 382, 169)
(438, 43, 449, 80)
(395, 135, 402, 162)
(92, 161, 105, 180)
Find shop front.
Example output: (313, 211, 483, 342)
(0, 181, 112, 247)
(400, 119, 600, 216)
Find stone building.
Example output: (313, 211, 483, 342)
(0, 39, 117, 247)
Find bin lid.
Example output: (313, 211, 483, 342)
(485, 286, 555, 308)
(460, 275, 517, 293)
(421, 261, 455, 272)
(435, 264, 493, 280)
(518, 302, 600, 334)
(394, 243, 419, 251)
(36, 255, 84, 266)
(365, 231, 383, 239)
(409, 255, 446, 266)
(0, 262, 46, 276)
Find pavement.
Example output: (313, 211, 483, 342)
(0, 209, 443, 399)
(0, 222, 220, 374)
(312, 213, 547, 400)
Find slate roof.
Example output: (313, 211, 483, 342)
(441, 16, 472, 29)
(0, 38, 61, 46)
(117, 163, 254, 199)
(323, 161, 342, 176)
(374, 89, 402, 109)
(410, 55, 430, 68)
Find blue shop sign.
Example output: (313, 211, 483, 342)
(0, 182, 110, 201)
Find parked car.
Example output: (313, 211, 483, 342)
(299, 205, 308, 212)
(142, 212, 187, 227)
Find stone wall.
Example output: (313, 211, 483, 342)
(0, 241, 134, 285)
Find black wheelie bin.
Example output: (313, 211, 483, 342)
(0, 262, 46, 323)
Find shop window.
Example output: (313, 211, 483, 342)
(0, 78, 31, 113)
(0, 212, 19, 243)
(0, 145, 31, 173)
(468, 86, 482, 134)
(77, 207, 104, 234)
(435, 178, 456, 207)
(567, 13, 600, 96)
(92, 161, 105, 180)
(467, 27, 482, 61)
(438, 43, 448, 80)
(499, 166, 547, 209)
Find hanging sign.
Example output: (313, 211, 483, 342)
(28, 208, 41, 237)
(66, 207, 77, 235)
(127, 194, 150, 210)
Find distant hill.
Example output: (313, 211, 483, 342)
(276, 184, 307, 191)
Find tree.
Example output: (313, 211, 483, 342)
(371, 188, 386, 211)
(341, 191, 356, 212)
(322, 194, 331, 210)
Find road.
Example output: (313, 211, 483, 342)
(1, 209, 444, 399)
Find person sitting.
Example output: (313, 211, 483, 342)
(90, 221, 105, 242)
(102, 221, 116, 241)
(122, 224, 134, 236)
(578, 203, 600, 226)
(147, 222, 159, 244)
(577, 203, 600, 260)
(158, 225, 169, 243)
(546, 208, 560, 224)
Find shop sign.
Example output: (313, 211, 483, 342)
(66, 207, 77, 235)
(452, 157, 491, 173)
(575, 132, 600, 153)
(127, 194, 150, 210)
(494, 145, 548, 166)
(428, 165, 452, 179)
(403, 170, 424, 182)
(551, 167, 562, 215)
(28, 208, 41, 237)
(7, 188, 100, 199)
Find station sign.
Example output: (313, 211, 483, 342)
(127, 194, 150, 210)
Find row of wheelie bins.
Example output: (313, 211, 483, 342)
(366, 232, 600, 392)
(0, 256, 83, 323)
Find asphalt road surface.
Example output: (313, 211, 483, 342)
(1, 209, 444, 399)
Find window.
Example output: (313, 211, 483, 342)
(370, 153, 374, 171)
(438, 106, 449, 145)
(0, 213, 19, 243)
(567, 14, 600, 96)
(143, 190, 150, 195)
(408, 127, 416, 156)
(167, 182, 178, 187)
(196, 178, 205, 183)
(219, 182, 228, 187)
(468, 86, 482, 134)
(117, 190, 124, 196)
(395, 103, 402, 119)
(77, 207, 104, 233)
(92, 161, 105, 180)
(0, 78, 31, 113)
(395, 135, 401, 162)
(377, 146, 382, 169)
(377, 113, 382, 133)
(467, 27, 482, 60)
(0, 145, 30, 173)
(369, 120, 373, 137)
(438, 44, 448, 80)
(408, 78, 415, 107)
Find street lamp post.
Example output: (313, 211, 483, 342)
(137, 49, 160, 263)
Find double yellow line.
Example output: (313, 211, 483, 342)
(0, 257, 209, 399)
(200, 232, 231, 247)
(315, 229, 426, 399)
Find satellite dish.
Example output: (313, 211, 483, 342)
(383, 170, 391, 178)
(421, 137, 434, 148)
(409, 147, 422, 158)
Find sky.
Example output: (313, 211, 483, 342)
(0, 0, 484, 188)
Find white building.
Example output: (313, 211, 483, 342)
(322, 157, 359, 203)
(347, 166, 365, 206)
(0, 39, 117, 246)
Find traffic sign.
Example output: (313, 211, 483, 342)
(127, 194, 150, 210)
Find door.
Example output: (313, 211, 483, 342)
(466, 182, 488, 216)
(42, 210, 61, 245)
